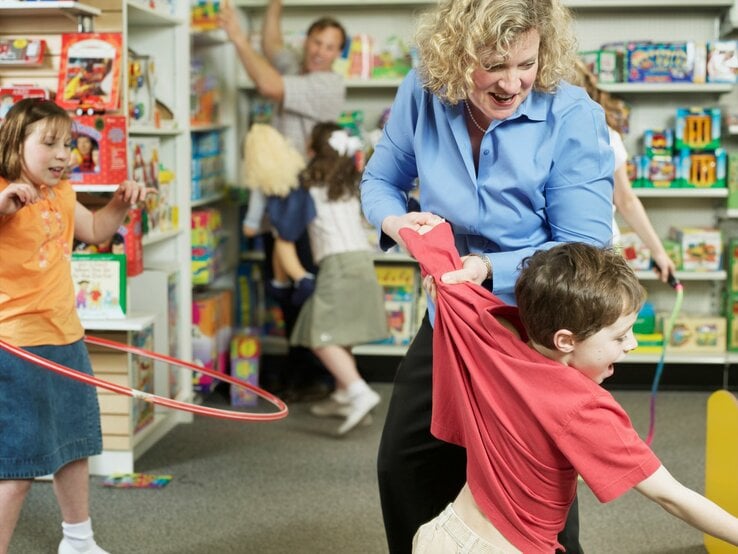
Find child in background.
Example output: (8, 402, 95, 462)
(0, 98, 150, 554)
(574, 59, 676, 281)
(407, 222, 738, 552)
(289, 122, 388, 435)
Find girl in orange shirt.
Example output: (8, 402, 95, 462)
(0, 98, 149, 554)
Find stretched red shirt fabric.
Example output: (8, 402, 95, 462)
(400, 223, 660, 553)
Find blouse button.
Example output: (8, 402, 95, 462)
(483, 149, 490, 155)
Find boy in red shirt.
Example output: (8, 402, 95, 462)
(403, 222, 738, 553)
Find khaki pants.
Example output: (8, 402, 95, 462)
(412, 504, 516, 554)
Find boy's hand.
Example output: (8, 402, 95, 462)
(441, 254, 490, 286)
(113, 180, 154, 206)
(0, 183, 39, 215)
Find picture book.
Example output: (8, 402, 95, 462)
(71, 253, 127, 319)
(57, 33, 123, 113)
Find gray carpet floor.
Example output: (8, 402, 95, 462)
(11, 385, 717, 553)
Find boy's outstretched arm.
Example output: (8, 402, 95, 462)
(635, 465, 738, 544)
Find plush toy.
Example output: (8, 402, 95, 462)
(241, 123, 305, 197)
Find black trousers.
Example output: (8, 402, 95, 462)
(377, 315, 582, 553)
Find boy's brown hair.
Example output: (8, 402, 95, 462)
(515, 243, 645, 348)
(0, 98, 71, 181)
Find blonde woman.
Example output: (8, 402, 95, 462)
(361, 0, 614, 551)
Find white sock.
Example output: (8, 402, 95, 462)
(61, 518, 95, 552)
(346, 379, 370, 399)
(270, 279, 291, 288)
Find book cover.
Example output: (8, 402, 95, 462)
(71, 253, 127, 319)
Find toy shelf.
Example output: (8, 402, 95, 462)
(0, 1, 100, 17)
(633, 188, 729, 198)
(635, 270, 727, 281)
(600, 83, 734, 94)
(125, 1, 183, 27)
(232, 0, 731, 8)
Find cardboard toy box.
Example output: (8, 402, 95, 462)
(68, 115, 128, 188)
(579, 49, 624, 83)
(230, 333, 260, 407)
(660, 314, 726, 353)
(626, 41, 705, 83)
(617, 229, 652, 271)
(669, 227, 722, 272)
(725, 294, 738, 351)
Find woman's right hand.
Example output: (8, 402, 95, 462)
(0, 183, 39, 215)
(381, 211, 445, 250)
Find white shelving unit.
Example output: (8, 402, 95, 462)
(229, 1, 738, 379)
(0, 0, 194, 474)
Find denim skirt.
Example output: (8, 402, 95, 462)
(0, 340, 102, 478)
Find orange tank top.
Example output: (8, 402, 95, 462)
(0, 178, 84, 346)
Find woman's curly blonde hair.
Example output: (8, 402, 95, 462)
(415, 0, 578, 104)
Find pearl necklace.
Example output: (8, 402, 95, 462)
(464, 100, 488, 133)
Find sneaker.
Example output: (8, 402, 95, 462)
(310, 394, 374, 425)
(291, 275, 316, 306)
(265, 279, 293, 304)
(337, 388, 381, 435)
(58, 538, 109, 554)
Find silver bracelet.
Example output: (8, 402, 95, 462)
(467, 253, 493, 282)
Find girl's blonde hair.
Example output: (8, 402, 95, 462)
(0, 98, 71, 181)
(415, 0, 577, 104)
(573, 58, 629, 134)
(301, 122, 361, 201)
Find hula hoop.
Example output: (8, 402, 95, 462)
(0, 335, 288, 422)
(645, 274, 684, 446)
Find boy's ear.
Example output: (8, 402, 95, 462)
(553, 329, 576, 353)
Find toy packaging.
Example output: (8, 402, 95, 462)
(674, 148, 726, 189)
(626, 41, 706, 83)
(617, 228, 652, 270)
(372, 263, 419, 346)
(103, 473, 173, 489)
(0, 38, 46, 66)
(0, 85, 49, 121)
(674, 107, 721, 151)
(706, 40, 738, 83)
(579, 49, 624, 83)
(70, 253, 127, 319)
(57, 33, 123, 114)
(128, 49, 157, 126)
(68, 115, 128, 188)
(191, 0, 221, 32)
(660, 314, 726, 353)
(230, 332, 260, 407)
(669, 227, 722, 272)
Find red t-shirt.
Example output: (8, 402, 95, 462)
(400, 223, 661, 553)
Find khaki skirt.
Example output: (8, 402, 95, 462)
(290, 251, 389, 348)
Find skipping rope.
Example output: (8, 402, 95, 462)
(645, 273, 684, 446)
(0, 335, 288, 422)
